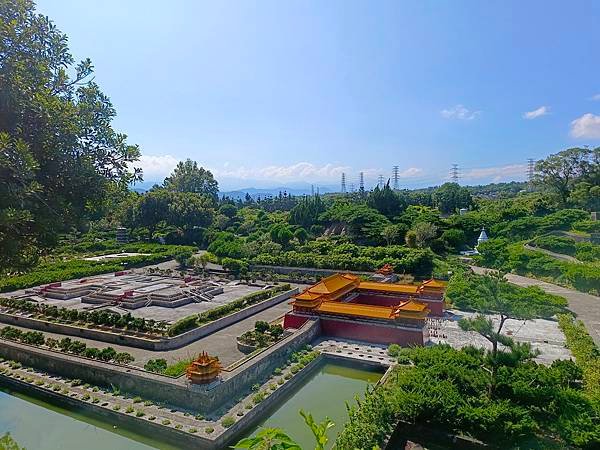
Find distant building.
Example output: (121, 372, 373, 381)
(477, 227, 489, 247)
(459, 208, 468, 215)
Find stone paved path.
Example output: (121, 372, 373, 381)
(471, 266, 600, 346)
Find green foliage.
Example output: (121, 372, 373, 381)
(221, 416, 235, 428)
(337, 344, 600, 449)
(289, 195, 325, 228)
(446, 272, 568, 314)
(0, 243, 196, 292)
(233, 428, 302, 449)
(0, 1, 141, 273)
(432, 182, 472, 214)
(144, 359, 168, 374)
(299, 410, 335, 450)
(167, 285, 291, 336)
(163, 159, 219, 200)
(476, 240, 600, 294)
(222, 257, 249, 275)
(367, 182, 406, 218)
(0, 433, 25, 450)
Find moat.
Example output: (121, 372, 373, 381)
(0, 361, 382, 450)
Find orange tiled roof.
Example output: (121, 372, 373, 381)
(315, 299, 428, 320)
(293, 273, 360, 303)
(421, 278, 447, 288)
(358, 281, 420, 294)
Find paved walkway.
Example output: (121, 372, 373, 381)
(523, 243, 581, 263)
(471, 266, 600, 346)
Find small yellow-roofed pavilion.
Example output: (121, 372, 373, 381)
(186, 352, 222, 385)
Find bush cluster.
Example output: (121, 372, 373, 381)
(167, 284, 291, 336)
(0, 327, 134, 364)
(0, 298, 163, 334)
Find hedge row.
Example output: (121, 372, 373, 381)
(167, 284, 291, 336)
(558, 315, 600, 402)
(251, 249, 434, 275)
(0, 326, 135, 364)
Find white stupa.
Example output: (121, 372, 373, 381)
(477, 227, 489, 246)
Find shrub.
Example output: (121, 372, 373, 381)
(221, 416, 235, 428)
(205, 427, 214, 434)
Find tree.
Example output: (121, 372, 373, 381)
(293, 227, 309, 244)
(367, 182, 406, 217)
(233, 428, 301, 450)
(433, 182, 472, 214)
(411, 222, 438, 248)
(457, 272, 567, 390)
(0, 1, 141, 272)
(534, 147, 600, 206)
(381, 225, 399, 246)
(0, 433, 25, 450)
(163, 159, 219, 200)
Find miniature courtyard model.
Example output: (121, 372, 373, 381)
(283, 273, 447, 346)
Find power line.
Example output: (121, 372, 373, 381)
(392, 166, 399, 190)
(450, 164, 460, 183)
(527, 158, 535, 188)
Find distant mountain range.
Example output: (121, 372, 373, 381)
(129, 181, 335, 198)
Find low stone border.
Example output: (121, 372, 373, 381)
(0, 288, 298, 350)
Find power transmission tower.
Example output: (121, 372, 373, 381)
(377, 174, 384, 189)
(341, 173, 346, 193)
(359, 172, 365, 192)
(311, 184, 315, 196)
(450, 164, 460, 183)
(349, 183, 355, 193)
(392, 166, 399, 190)
(527, 158, 535, 191)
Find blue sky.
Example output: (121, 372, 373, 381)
(37, 0, 600, 190)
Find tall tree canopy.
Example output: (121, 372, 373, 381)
(534, 147, 599, 206)
(163, 159, 219, 200)
(433, 182, 472, 214)
(367, 182, 407, 218)
(0, 0, 141, 272)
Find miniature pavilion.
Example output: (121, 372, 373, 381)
(186, 352, 222, 384)
(283, 274, 447, 346)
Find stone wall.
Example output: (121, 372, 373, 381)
(0, 318, 320, 415)
(0, 374, 215, 449)
(0, 288, 298, 351)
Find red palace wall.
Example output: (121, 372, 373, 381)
(320, 318, 425, 346)
(284, 312, 426, 346)
(422, 299, 444, 316)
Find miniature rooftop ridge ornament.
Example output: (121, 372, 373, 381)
(186, 352, 222, 384)
(376, 264, 395, 276)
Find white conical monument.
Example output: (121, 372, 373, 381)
(477, 227, 489, 246)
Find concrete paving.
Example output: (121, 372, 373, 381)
(471, 266, 600, 346)
(431, 310, 571, 365)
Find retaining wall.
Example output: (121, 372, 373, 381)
(0, 288, 298, 351)
(0, 318, 320, 415)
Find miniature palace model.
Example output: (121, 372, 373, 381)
(283, 273, 447, 346)
(186, 352, 223, 384)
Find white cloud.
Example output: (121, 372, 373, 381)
(398, 167, 423, 178)
(213, 162, 353, 182)
(589, 94, 600, 101)
(570, 113, 600, 139)
(462, 164, 527, 183)
(440, 104, 480, 120)
(523, 106, 549, 119)
(131, 154, 180, 179)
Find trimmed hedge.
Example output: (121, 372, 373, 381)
(167, 284, 291, 336)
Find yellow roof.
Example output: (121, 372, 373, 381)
(316, 302, 397, 319)
(359, 281, 420, 294)
(421, 278, 447, 288)
(293, 273, 360, 302)
(315, 299, 429, 320)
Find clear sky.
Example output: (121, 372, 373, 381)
(36, 0, 600, 190)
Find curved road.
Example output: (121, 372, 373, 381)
(471, 266, 600, 346)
